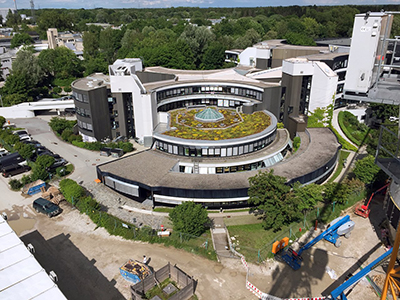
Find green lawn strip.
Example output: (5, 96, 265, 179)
(329, 125, 358, 151)
(153, 207, 174, 213)
(338, 111, 363, 146)
(328, 150, 351, 183)
(224, 215, 263, 226)
(154, 207, 251, 214)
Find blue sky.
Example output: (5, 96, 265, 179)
(1, 0, 399, 9)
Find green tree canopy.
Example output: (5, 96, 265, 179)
(38, 47, 83, 80)
(18, 144, 35, 160)
(353, 155, 381, 184)
(248, 170, 298, 231)
(11, 33, 34, 48)
(169, 201, 209, 236)
(292, 182, 323, 216)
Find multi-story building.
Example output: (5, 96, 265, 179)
(70, 59, 342, 207)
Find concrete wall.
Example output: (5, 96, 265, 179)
(271, 48, 321, 68)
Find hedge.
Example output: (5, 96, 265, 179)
(338, 111, 362, 146)
(59, 178, 217, 261)
(329, 126, 358, 152)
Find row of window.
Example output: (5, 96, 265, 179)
(158, 99, 244, 112)
(73, 91, 88, 103)
(77, 119, 93, 131)
(155, 132, 276, 157)
(76, 107, 90, 118)
(157, 85, 263, 102)
(179, 161, 265, 174)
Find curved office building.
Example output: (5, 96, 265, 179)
(81, 59, 342, 207)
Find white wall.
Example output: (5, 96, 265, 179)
(282, 58, 314, 76)
(0, 106, 35, 119)
(110, 74, 155, 142)
(344, 13, 385, 93)
(239, 47, 271, 67)
(309, 62, 338, 113)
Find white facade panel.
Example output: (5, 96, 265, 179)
(309, 62, 338, 113)
(239, 47, 257, 66)
(282, 59, 314, 76)
(344, 13, 385, 93)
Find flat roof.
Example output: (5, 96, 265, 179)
(98, 128, 339, 190)
(0, 218, 67, 300)
(143, 67, 279, 90)
(71, 73, 110, 92)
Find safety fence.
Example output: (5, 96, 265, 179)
(130, 262, 196, 300)
(71, 202, 217, 261)
(229, 190, 365, 264)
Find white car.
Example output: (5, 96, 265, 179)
(0, 148, 8, 158)
(13, 130, 32, 141)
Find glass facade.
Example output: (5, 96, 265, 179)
(156, 85, 263, 103)
(155, 130, 276, 158)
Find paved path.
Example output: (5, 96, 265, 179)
(211, 217, 231, 259)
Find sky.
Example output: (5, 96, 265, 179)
(0, 0, 399, 10)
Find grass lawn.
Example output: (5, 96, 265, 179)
(328, 150, 351, 183)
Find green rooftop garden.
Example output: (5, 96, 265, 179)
(162, 108, 271, 140)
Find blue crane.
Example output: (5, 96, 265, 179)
(330, 247, 392, 300)
(280, 215, 355, 270)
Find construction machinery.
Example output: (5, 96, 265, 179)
(277, 215, 355, 270)
(330, 247, 393, 300)
(354, 183, 390, 218)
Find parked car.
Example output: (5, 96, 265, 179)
(21, 140, 41, 148)
(0, 148, 8, 158)
(46, 158, 68, 171)
(0, 152, 26, 169)
(13, 130, 32, 142)
(32, 197, 62, 218)
(1, 164, 30, 177)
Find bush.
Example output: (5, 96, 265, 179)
(64, 86, 72, 93)
(68, 134, 82, 143)
(49, 117, 76, 135)
(59, 178, 85, 203)
(61, 128, 73, 141)
(21, 174, 32, 185)
(293, 136, 301, 152)
(9, 179, 22, 190)
(53, 86, 62, 94)
(56, 166, 69, 177)
(117, 142, 133, 153)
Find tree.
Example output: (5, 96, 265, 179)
(38, 47, 83, 80)
(83, 30, 100, 58)
(323, 182, 351, 205)
(11, 33, 34, 48)
(35, 155, 55, 169)
(19, 144, 35, 160)
(11, 49, 43, 88)
(0, 116, 5, 127)
(169, 201, 209, 236)
(248, 170, 298, 231)
(292, 182, 323, 218)
(353, 155, 381, 184)
(179, 25, 215, 68)
(201, 42, 226, 70)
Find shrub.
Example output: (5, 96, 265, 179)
(49, 117, 76, 135)
(64, 86, 72, 93)
(117, 142, 133, 153)
(59, 178, 85, 203)
(293, 136, 301, 152)
(53, 86, 62, 94)
(56, 166, 69, 177)
(68, 134, 82, 143)
(21, 174, 32, 185)
(9, 179, 22, 190)
(61, 128, 73, 141)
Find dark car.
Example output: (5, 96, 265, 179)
(0, 152, 26, 169)
(32, 197, 62, 218)
(2, 164, 31, 177)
